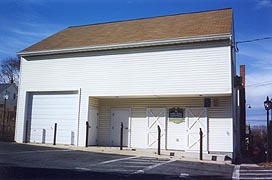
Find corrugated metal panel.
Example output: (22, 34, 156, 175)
(15, 42, 232, 146)
(97, 96, 232, 152)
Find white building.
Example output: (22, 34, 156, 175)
(16, 9, 240, 159)
(0, 83, 18, 110)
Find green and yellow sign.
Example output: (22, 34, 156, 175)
(169, 107, 185, 124)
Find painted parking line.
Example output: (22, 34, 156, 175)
(75, 156, 175, 175)
(97, 156, 138, 165)
(133, 159, 175, 174)
(179, 173, 189, 178)
(0, 149, 72, 155)
(75, 167, 91, 171)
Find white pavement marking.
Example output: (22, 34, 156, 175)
(179, 173, 189, 178)
(133, 160, 175, 174)
(240, 170, 272, 172)
(75, 167, 91, 171)
(240, 173, 272, 176)
(97, 156, 138, 165)
(232, 165, 240, 180)
(0, 149, 72, 155)
(240, 177, 272, 180)
(122, 161, 155, 165)
(238, 168, 272, 180)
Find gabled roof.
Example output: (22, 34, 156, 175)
(19, 8, 233, 56)
(0, 83, 17, 93)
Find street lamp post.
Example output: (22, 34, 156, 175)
(264, 96, 272, 163)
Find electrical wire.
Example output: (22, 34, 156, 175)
(247, 120, 266, 121)
(236, 37, 272, 44)
(246, 81, 272, 87)
(234, 36, 272, 52)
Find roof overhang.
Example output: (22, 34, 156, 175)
(17, 33, 232, 57)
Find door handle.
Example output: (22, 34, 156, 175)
(125, 127, 128, 130)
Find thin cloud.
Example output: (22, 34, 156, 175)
(11, 29, 51, 37)
(255, 0, 272, 8)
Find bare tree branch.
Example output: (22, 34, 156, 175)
(0, 57, 20, 84)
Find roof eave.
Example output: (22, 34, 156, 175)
(17, 33, 232, 57)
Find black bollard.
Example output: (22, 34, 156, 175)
(120, 122, 123, 150)
(53, 123, 57, 145)
(158, 125, 161, 155)
(86, 121, 89, 147)
(24, 120, 29, 143)
(199, 128, 203, 160)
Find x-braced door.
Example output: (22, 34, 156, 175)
(147, 108, 166, 149)
(186, 108, 208, 152)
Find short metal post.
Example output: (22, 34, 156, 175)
(24, 120, 29, 143)
(86, 121, 89, 147)
(53, 123, 57, 145)
(120, 122, 123, 150)
(158, 125, 161, 155)
(200, 128, 203, 160)
(269, 121, 272, 162)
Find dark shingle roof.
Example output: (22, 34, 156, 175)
(20, 8, 232, 54)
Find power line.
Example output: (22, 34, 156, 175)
(247, 120, 266, 122)
(246, 81, 272, 88)
(236, 37, 272, 44)
(235, 36, 272, 52)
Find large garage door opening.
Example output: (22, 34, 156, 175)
(25, 92, 79, 145)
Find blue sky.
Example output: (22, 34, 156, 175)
(0, 0, 271, 126)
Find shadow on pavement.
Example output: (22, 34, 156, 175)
(0, 165, 232, 180)
(0, 141, 67, 153)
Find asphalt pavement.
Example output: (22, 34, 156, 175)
(0, 142, 234, 179)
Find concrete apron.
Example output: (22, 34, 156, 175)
(85, 147, 229, 163)
(27, 143, 231, 164)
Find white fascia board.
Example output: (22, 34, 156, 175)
(88, 91, 233, 99)
(18, 33, 231, 57)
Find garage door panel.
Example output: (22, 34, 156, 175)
(29, 109, 77, 118)
(28, 92, 78, 145)
(29, 104, 77, 109)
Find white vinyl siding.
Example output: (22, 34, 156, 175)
(95, 96, 233, 152)
(15, 41, 232, 147)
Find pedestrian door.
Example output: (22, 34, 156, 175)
(87, 109, 98, 145)
(186, 108, 208, 152)
(111, 108, 130, 147)
(147, 108, 166, 149)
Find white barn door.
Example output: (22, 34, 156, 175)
(186, 108, 208, 152)
(147, 108, 166, 149)
(111, 108, 130, 147)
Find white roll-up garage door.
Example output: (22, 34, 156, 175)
(27, 92, 79, 145)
